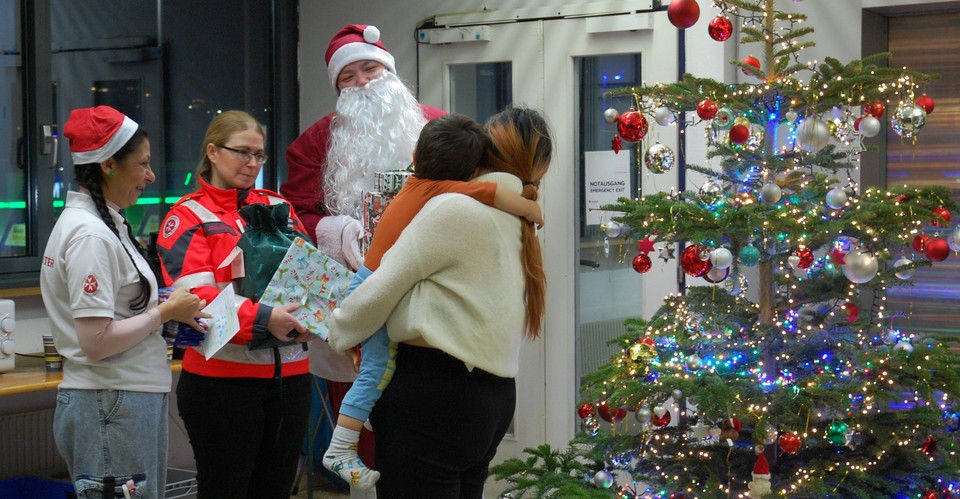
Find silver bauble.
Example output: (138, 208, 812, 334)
(604, 221, 629, 238)
(785, 110, 799, 123)
(724, 272, 748, 296)
(858, 115, 881, 138)
(825, 188, 848, 210)
(699, 180, 724, 207)
(950, 227, 960, 251)
(593, 470, 614, 488)
(797, 118, 831, 152)
(890, 103, 926, 138)
(635, 407, 653, 423)
(788, 255, 801, 269)
(709, 248, 734, 269)
(685, 354, 702, 371)
(671, 388, 684, 401)
(893, 257, 914, 280)
(654, 106, 676, 126)
(842, 249, 878, 284)
(881, 328, 901, 345)
(894, 340, 914, 353)
(603, 108, 620, 124)
(581, 415, 600, 436)
(760, 183, 782, 204)
(644, 143, 675, 174)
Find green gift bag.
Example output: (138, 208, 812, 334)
(235, 202, 310, 350)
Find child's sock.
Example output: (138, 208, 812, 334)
(323, 425, 380, 490)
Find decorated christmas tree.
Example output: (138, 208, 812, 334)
(493, 1, 960, 497)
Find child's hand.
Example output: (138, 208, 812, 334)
(523, 200, 544, 229)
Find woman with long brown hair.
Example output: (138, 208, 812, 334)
(328, 105, 552, 497)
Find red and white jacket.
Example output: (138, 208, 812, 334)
(157, 177, 309, 378)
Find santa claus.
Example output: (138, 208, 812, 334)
(280, 23, 446, 496)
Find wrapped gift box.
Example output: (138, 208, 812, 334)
(374, 169, 413, 194)
(259, 237, 353, 340)
(361, 190, 396, 257)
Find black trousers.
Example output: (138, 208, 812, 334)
(370, 343, 516, 499)
(176, 371, 311, 499)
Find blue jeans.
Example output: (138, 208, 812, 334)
(54, 389, 169, 499)
(340, 265, 397, 422)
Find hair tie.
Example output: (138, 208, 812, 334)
(522, 181, 535, 186)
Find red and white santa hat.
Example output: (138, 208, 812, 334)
(63, 105, 139, 165)
(752, 454, 771, 480)
(325, 24, 397, 90)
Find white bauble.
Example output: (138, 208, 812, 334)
(603, 108, 620, 124)
(858, 115, 881, 138)
(842, 249, 879, 284)
(893, 257, 914, 280)
(797, 118, 831, 152)
(825, 188, 848, 210)
(709, 248, 734, 269)
(788, 255, 801, 269)
(785, 110, 799, 123)
(760, 183, 782, 204)
(893, 340, 914, 353)
(654, 106, 676, 126)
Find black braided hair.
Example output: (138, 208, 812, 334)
(73, 127, 152, 312)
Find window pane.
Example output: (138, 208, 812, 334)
(449, 62, 512, 124)
(0, 0, 25, 257)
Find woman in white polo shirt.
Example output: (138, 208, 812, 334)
(40, 106, 208, 499)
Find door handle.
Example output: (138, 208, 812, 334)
(41, 124, 58, 169)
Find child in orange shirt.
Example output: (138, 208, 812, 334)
(323, 113, 542, 490)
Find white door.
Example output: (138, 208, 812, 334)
(417, 7, 679, 492)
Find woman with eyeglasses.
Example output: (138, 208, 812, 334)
(156, 110, 314, 498)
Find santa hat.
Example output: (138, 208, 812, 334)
(752, 454, 771, 480)
(325, 24, 397, 90)
(63, 106, 139, 165)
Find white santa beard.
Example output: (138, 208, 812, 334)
(323, 71, 427, 219)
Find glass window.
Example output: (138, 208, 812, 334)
(0, 0, 25, 257)
(449, 62, 512, 124)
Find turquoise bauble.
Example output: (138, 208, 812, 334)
(739, 245, 761, 266)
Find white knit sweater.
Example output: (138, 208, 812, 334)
(328, 172, 527, 378)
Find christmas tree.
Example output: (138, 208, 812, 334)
(493, 1, 960, 497)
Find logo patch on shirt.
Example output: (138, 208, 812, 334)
(163, 216, 180, 239)
(82, 274, 99, 294)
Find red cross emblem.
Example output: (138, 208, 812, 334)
(163, 216, 180, 239)
(83, 274, 99, 294)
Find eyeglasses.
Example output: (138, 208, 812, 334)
(218, 145, 268, 165)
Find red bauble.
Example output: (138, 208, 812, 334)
(842, 301, 860, 322)
(633, 253, 653, 273)
(779, 433, 802, 454)
(915, 94, 935, 114)
(639, 337, 655, 347)
(853, 117, 862, 131)
(617, 110, 649, 142)
(696, 99, 718, 120)
(932, 207, 952, 227)
(922, 490, 939, 499)
(707, 16, 733, 41)
(667, 0, 700, 29)
(728, 124, 750, 144)
(680, 245, 712, 277)
(598, 403, 626, 423)
(796, 247, 814, 268)
(742, 55, 761, 76)
(924, 237, 950, 262)
(702, 266, 730, 283)
(651, 409, 672, 428)
(577, 402, 595, 419)
(913, 234, 930, 252)
(864, 101, 886, 119)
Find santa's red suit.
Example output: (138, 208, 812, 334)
(281, 105, 447, 239)
(157, 177, 310, 378)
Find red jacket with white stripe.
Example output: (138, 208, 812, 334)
(156, 177, 309, 378)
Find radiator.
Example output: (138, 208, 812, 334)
(0, 408, 64, 480)
(578, 318, 629, 381)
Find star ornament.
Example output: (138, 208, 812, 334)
(658, 245, 676, 262)
(612, 136, 623, 154)
(637, 235, 657, 255)
(688, 420, 711, 440)
(828, 247, 847, 265)
(922, 436, 938, 455)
